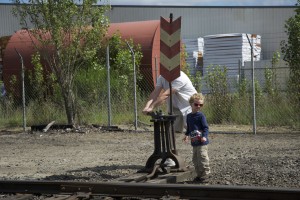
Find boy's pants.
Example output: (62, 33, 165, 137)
(192, 145, 210, 178)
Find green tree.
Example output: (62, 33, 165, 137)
(264, 51, 280, 98)
(75, 33, 143, 106)
(281, 0, 300, 109)
(12, 0, 110, 125)
(205, 65, 231, 123)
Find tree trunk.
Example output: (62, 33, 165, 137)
(62, 87, 76, 125)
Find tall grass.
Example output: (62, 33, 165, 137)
(0, 56, 299, 130)
(0, 89, 299, 129)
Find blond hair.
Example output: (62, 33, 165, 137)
(189, 93, 205, 104)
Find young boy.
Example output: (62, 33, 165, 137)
(183, 93, 211, 182)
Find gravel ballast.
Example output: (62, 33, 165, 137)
(0, 126, 299, 189)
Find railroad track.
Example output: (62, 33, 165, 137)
(0, 180, 299, 200)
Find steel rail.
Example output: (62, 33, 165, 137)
(0, 180, 299, 199)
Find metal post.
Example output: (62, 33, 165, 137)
(238, 59, 241, 85)
(251, 35, 257, 135)
(168, 13, 173, 115)
(155, 56, 158, 84)
(168, 13, 177, 153)
(126, 41, 138, 131)
(15, 49, 26, 132)
(106, 45, 112, 126)
(246, 34, 257, 135)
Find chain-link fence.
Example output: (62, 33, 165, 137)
(195, 59, 299, 130)
(0, 51, 299, 132)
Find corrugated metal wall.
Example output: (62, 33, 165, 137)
(0, 5, 21, 37)
(108, 6, 295, 60)
(0, 5, 296, 60)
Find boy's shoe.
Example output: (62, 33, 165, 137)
(193, 177, 202, 182)
(164, 158, 176, 167)
(193, 176, 209, 183)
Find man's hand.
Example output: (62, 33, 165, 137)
(142, 107, 153, 115)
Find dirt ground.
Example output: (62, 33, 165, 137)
(0, 124, 299, 189)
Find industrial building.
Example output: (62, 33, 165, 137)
(1, 4, 296, 57)
(0, 4, 296, 91)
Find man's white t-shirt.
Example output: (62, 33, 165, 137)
(156, 71, 197, 118)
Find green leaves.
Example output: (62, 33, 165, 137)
(12, 0, 111, 124)
(281, 0, 300, 107)
(205, 65, 229, 95)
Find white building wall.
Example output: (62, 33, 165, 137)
(108, 6, 295, 60)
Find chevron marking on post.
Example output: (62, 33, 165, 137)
(160, 16, 181, 82)
(160, 40, 181, 60)
(160, 65, 181, 83)
(161, 29, 181, 47)
(160, 52, 180, 71)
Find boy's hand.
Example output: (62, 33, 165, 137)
(182, 136, 189, 143)
(201, 137, 207, 142)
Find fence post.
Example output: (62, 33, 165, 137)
(238, 59, 241, 85)
(126, 41, 138, 131)
(155, 56, 158, 84)
(246, 34, 257, 135)
(106, 45, 112, 126)
(15, 49, 26, 132)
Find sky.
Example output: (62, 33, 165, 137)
(0, 0, 297, 6)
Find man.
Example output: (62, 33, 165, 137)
(143, 71, 197, 133)
(143, 71, 197, 167)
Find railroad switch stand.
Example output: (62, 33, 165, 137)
(140, 111, 186, 173)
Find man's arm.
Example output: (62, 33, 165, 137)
(142, 87, 178, 114)
(142, 86, 163, 114)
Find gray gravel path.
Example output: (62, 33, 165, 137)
(0, 127, 299, 189)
